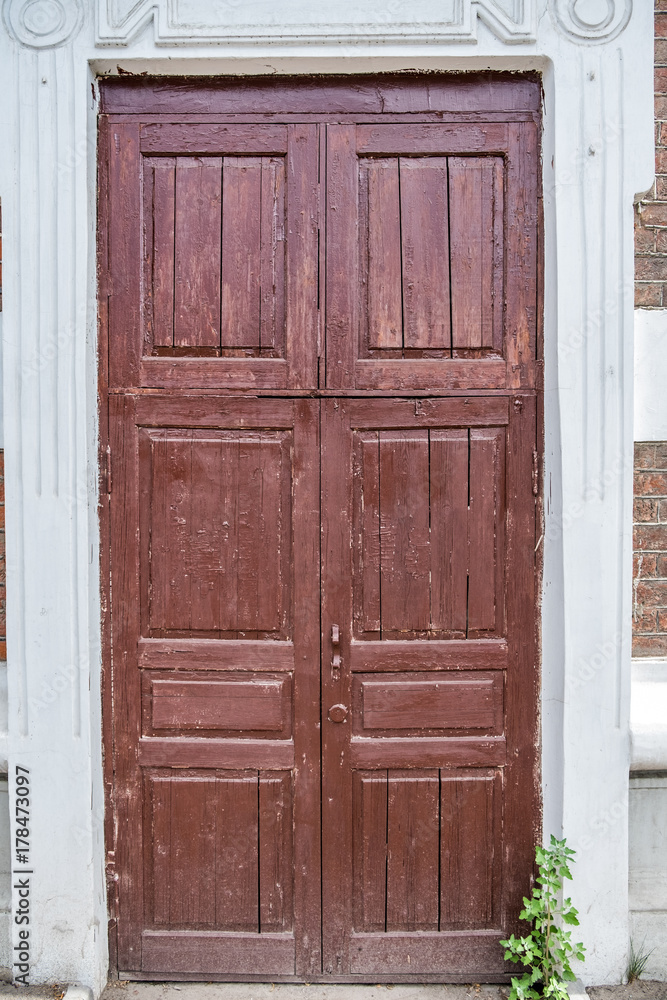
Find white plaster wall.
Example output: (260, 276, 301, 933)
(0, 0, 656, 993)
(635, 309, 667, 442)
(629, 773, 667, 980)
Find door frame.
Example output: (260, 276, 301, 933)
(98, 72, 544, 982)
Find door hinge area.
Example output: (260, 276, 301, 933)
(532, 449, 539, 496)
(104, 445, 112, 495)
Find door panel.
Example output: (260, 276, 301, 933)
(107, 123, 318, 389)
(321, 396, 536, 979)
(110, 395, 321, 977)
(326, 122, 537, 390)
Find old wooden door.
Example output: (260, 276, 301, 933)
(100, 75, 541, 982)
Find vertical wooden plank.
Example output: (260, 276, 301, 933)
(491, 158, 505, 354)
(503, 394, 539, 928)
(151, 158, 176, 348)
(221, 157, 262, 348)
(326, 126, 357, 388)
(237, 435, 283, 632)
(399, 158, 451, 350)
(218, 435, 239, 633)
(468, 427, 504, 634)
(430, 430, 469, 633)
(365, 159, 403, 349)
(379, 430, 430, 632)
(149, 778, 171, 926)
(386, 771, 440, 931)
(353, 771, 388, 932)
(108, 123, 141, 387)
(260, 157, 286, 351)
(291, 399, 322, 977)
(189, 436, 222, 631)
(257, 434, 287, 633)
(440, 771, 500, 929)
(506, 123, 538, 386)
(449, 157, 501, 350)
(168, 777, 217, 927)
(149, 433, 192, 631)
(354, 432, 381, 634)
(215, 773, 260, 932)
(109, 394, 144, 967)
(287, 125, 319, 388)
(259, 772, 293, 932)
(321, 399, 354, 975)
(174, 156, 221, 348)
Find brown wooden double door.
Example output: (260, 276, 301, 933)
(100, 75, 541, 982)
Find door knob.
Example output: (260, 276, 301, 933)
(328, 703, 348, 723)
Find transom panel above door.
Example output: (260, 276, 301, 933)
(325, 122, 538, 391)
(106, 123, 319, 389)
(104, 106, 539, 395)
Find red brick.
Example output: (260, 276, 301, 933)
(636, 553, 658, 578)
(655, 177, 667, 200)
(656, 0, 667, 12)
(660, 500, 667, 523)
(635, 580, 667, 608)
(656, 14, 667, 38)
(635, 442, 657, 469)
(639, 201, 667, 226)
(656, 95, 667, 119)
(634, 471, 667, 495)
(635, 255, 667, 280)
(655, 229, 667, 251)
(633, 606, 658, 630)
(632, 634, 667, 656)
(635, 283, 663, 307)
(656, 67, 667, 93)
(653, 442, 667, 468)
(655, 39, 667, 65)
(658, 610, 667, 631)
(635, 498, 660, 522)
(636, 227, 657, 252)
(657, 554, 667, 577)
(634, 524, 667, 550)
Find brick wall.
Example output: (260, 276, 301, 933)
(633, 3, 667, 656)
(634, 444, 667, 656)
(636, 1, 667, 305)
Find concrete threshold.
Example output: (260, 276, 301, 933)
(101, 984, 505, 1000)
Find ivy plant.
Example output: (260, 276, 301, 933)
(500, 835, 586, 1000)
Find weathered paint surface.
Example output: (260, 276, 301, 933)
(100, 75, 541, 981)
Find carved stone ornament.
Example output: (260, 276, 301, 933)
(96, 0, 536, 46)
(554, 0, 632, 42)
(3, 0, 83, 46)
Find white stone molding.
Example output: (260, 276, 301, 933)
(95, 0, 537, 47)
(553, 0, 632, 44)
(0, 0, 656, 994)
(3, 0, 83, 47)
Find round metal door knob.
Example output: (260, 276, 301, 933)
(328, 703, 348, 723)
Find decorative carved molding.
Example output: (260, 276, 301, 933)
(96, 0, 536, 47)
(554, 0, 632, 43)
(3, 0, 83, 47)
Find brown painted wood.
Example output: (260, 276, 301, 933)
(101, 73, 541, 984)
(174, 157, 221, 348)
(358, 674, 502, 732)
(386, 771, 440, 931)
(449, 157, 504, 352)
(101, 74, 541, 117)
(399, 159, 451, 350)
